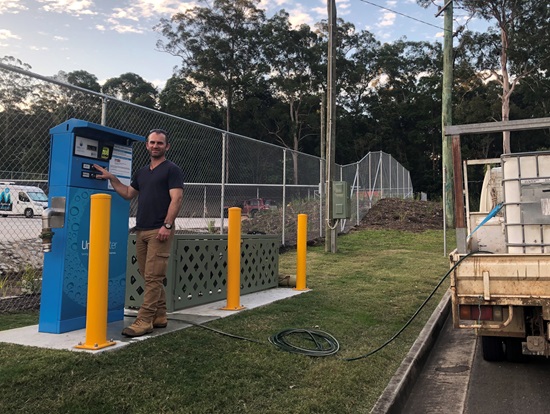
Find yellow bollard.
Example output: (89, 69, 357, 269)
(75, 194, 116, 351)
(222, 207, 245, 310)
(295, 214, 308, 291)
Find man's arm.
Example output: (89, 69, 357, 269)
(156, 187, 183, 241)
(92, 164, 138, 200)
(164, 187, 184, 226)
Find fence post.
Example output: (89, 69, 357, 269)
(319, 158, 324, 238)
(220, 132, 226, 234)
(356, 162, 360, 226)
(101, 97, 108, 126)
(381, 152, 384, 199)
(282, 148, 287, 246)
(390, 156, 393, 197)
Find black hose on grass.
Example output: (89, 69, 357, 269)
(344, 250, 490, 361)
(174, 251, 489, 359)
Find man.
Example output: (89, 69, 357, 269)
(94, 129, 184, 337)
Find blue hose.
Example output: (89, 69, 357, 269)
(467, 202, 504, 239)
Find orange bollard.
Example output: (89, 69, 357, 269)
(75, 194, 116, 351)
(222, 207, 245, 310)
(295, 214, 308, 291)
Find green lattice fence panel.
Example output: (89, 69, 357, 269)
(125, 233, 279, 311)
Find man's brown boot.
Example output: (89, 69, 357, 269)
(153, 314, 168, 329)
(121, 318, 153, 337)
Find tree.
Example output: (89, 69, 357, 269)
(156, 0, 267, 132)
(0, 56, 37, 175)
(261, 11, 324, 183)
(159, 75, 221, 127)
(0, 56, 34, 112)
(102, 72, 158, 108)
(44, 70, 103, 121)
(66, 70, 101, 92)
(454, 0, 550, 153)
(365, 40, 444, 197)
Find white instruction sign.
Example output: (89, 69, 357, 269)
(108, 144, 133, 188)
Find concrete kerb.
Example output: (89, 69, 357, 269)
(370, 289, 452, 414)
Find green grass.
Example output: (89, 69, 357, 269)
(0, 229, 455, 414)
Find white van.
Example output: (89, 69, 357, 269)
(0, 181, 48, 218)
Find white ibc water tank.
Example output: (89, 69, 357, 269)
(502, 152, 550, 253)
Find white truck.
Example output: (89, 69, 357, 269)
(447, 118, 550, 362)
(0, 181, 48, 218)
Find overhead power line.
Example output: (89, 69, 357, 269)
(358, 0, 449, 32)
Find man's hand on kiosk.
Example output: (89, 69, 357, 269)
(92, 164, 111, 180)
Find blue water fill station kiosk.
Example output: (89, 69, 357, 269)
(39, 119, 145, 334)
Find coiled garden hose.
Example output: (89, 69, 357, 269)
(269, 328, 340, 357)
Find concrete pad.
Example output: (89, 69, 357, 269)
(0, 288, 309, 353)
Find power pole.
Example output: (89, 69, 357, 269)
(325, 0, 337, 253)
(320, 94, 326, 240)
(437, 1, 454, 228)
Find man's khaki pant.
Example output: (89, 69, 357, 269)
(135, 228, 174, 322)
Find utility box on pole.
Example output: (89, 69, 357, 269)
(331, 181, 350, 219)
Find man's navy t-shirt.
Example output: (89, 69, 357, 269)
(130, 160, 184, 230)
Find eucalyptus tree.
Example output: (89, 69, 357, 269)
(0, 56, 34, 113)
(261, 10, 324, 183)
(420, 0, 550, 153)
(336, 28, 380, 118)
(102, 72, 158, 109)
(38, 70, 104, 122)
(98, 72, 159, 135)
(0, 56, 38, 175)
(159, 75, 221, 127)
(66, 70, 101, 92)
(330, 26, 381, 163)
(367, 40, 444, 196)
(156, 0, 267, 133)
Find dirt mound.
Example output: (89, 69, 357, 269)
(357, 198, 443, 232)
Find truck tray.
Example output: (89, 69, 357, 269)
(451, 253, 550, 305)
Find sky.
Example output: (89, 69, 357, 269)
(0, 0, 485, 89)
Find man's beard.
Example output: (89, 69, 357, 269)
(150, 150, 165, 159)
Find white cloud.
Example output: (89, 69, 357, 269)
(336, 0, 350, 14)
(258, 0, 294, 11)
(378, 11, 396, 28)
(53, 35, 67, 41)
(105, 18, 144, 34)
(111, 8, 139, 22)
(119, 0, 198, 20)
(0, 29, 20, 40)
(112, 25, 143, 34)
(259, 0, 328, 25)
(30, 45, 49, 51)
(287, 7, 314, 27)
(37, 0, 97, 16)
(0, 0, 27, 14)
(100, 1, 198, 35)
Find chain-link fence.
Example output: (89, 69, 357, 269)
(0, 62, 413, 312)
